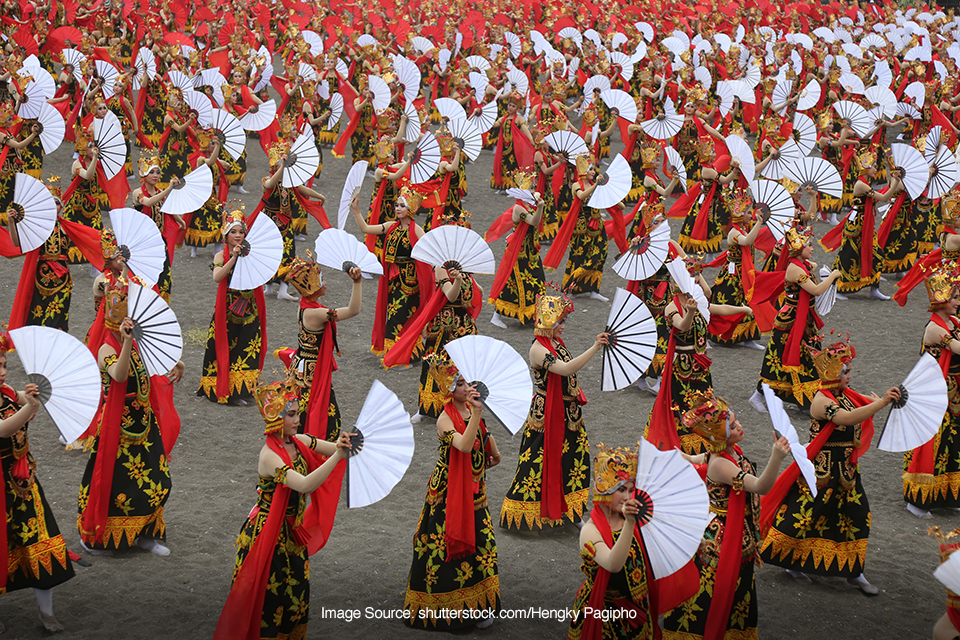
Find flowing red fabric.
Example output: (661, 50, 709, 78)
(80, 333, 130, 545)
(0, 385, 17, 588)
(213, 245, 267, 399)
(604, 206, 629, 254)
(443, 403, 485, 560)
(371, 223, 430, 352)
(213, 435, 345, 640)
(819, 212, 847, 252)
(703, 448, 747, 640)
(332, 102, 364, 158)
(906, 313, 956, 478)
(484, 202, 517, 243)
(365, 177, 390, 251)
(301, 300, 338, 440)
(876, 190, 906, 249)
(489, 218, 531, 302)
(782, 259, 821, 369)
(667, 181, 702, 219)
(760, 387, 875, 536)
(688, 182, 718, 243)
(150, 374, 180, 457)
(949, 608, 960, 634)
(856, 183, 877, 279)
(535, 335, 569, 520)
(646, 301, 682, 451)
(7, 249, 38, 331)
(543, 182, 584, 269)
(382, 286, 446, 368)
(428, 171, 454, 228)
(895, 240, 951, 307)
(493, 115, 535, 185)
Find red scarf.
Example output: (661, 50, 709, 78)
(704, 448, 747, 640)
(365, 176, 391, 252)
(760, 387, 875, 536)
(492, 114, 535, 186)
(876, 190, 907, 249)
(213, 434, 345, 640)
(443, 403, 486, 560)
(488, 208, 532, 302)
(782, 259, 822, 370)
(214, 245, 267, 399)
(535, 335, 569, 520)
(301, 299, 339, 440)
(895, 228, 958, 306)
(906, 313, 957, 479)
(543, 180, 585, 269)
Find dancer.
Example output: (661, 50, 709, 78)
(501, 292, 608, 531)
(489, 188, 546, 327)
(403, 356, 501, 630)
(759, 336, 901, 595)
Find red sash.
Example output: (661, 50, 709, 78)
(782, 259, 822, 369)
(646, 299, 683, 451)
(214, 245, 267, 399)
(488, 210, 531, 302)
(443, 403, 486, 560)
(535, 335, 570, 520)
(0, 386, 18, 588)
(365, 176, 390, 252)
(876, 190, 906, 249)
(371, 223, 431, 353)
(301, 300, 338, 440)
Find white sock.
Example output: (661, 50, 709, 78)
(136, 538, 170, 556)
(190, 246, 198, 258)
(589, 292, 609, 302)
(35, 589, 54, 617)
(869, 286, 890, 301)
(490, 311, 507, 328)
(907, 503, 932, 518)
(749, 389, 768, 414)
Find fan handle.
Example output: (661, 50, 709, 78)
(238, 239, 251, 257)
(342, 260, 359, 273)
(119, 244, 132, 260)
(247, 104, 259, 114)
(346, 427, 364, 458)
(7, 203, 24, 224)
(283, 153, 299, 167)
(596, 171, 609, 186)
(25, 373, 52, 405)
(631, 487, 654, 527)
(469, 381, 489, 401)
(891, 383, 908, 409)
(442, 259, 464, 274)
(171, 178, 187, 190)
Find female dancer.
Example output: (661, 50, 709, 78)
(159, 89, 196, 185)
(197, 210, 266, 405)
(184, 131, 226, 256)
(661, 393, 790, 639)
(755, 227, 842, 410)
(674, 146, 740, 254)
(929, 526, 960, 640)
(490, 94, 535, 193)
(903, 269, 960, 518)
(759, 337, 901, 595)
(130, 152, 183, 302)
(501, 292, 609, 531)
(403, 358, 501, 630)
(350, 189, 429, 358)
(568, 445, 655, 640)
(212, 376, 352, 640)
(61, 136, 106, 269)
(282, 256, 362, 441)
(78, 281, 183, 556)
(489, 190, 545, 327)
(0, 342, 74, 633)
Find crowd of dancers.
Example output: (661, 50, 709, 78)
(3, 0, 960, 637)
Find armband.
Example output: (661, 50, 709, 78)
(732, 469, 747, 492)
(823, 403, 840, 421)
(273, 465, 291, 485)
(582, 540, 597, 559)
(796, 273, 810, 284)
(542, 352, 557, 368)
(941, 334, 954, 350)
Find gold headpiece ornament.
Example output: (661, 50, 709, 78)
(196, 128, 213, 148)
(929, 527, 960, 595)
(683, 254, 704, 276)
(575, 154, 594, 177)
(138, 148, 161, 177)
(267, 140, 290, 167)
(581, 104, 598, 126)
(46, 175, 62, 203)
(374, 136, 395, 162)
(100, 228, 121, 260)
(281, 251, 323, 298)
(436, 121, 455, 156)
(640, 139, 660, 168)
(592, 443, 639, 503)
(397, 185, 424, 212)
(698, 137, 716, 162)
(785, 226, 813, 254)
(686, 85, 706, 103)
(254, 373, 300, 434)
(102, 277, 128, 332)
(424, 351, 460, 396)
(0, 101, 18, 127)
(925, 266, 960, 311)
(943, 192, 960, 226)
(730, 189, 753, 221)
(510, 168, 536, 191)
(855, 149, 877, 173)
(809, 332, 856, 388)
(817, 111, 832, 130)
(75, 125, 92, 150)
(682, 390, 732, 452)
(533, 288, 574, 337)
(220, 83, 235, 101)
(781, 177, 799, 194)
(220, 207, 246, 236)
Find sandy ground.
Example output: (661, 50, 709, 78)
(0, 103, 948, 640)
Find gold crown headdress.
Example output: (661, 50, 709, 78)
(855, 149, 877, 173)
(397, 185, 424, 212)
(196, 128, 213, 148)
(46, 175, 62, 203)
(817, 111, 832, 130)
(220, 207, 246, 236)
(102, 276, 128, 332)
(785, 226, 813, 254)
(640, 139, 661, 168)
(267, 140, 290, 167)
(510, 168, 536, 191)
(681, 390, 731, 452)
(374, 136, 395, 162)
(683, 254, 704, 276)
(686, 85, 706, 103)
(581, 104, 598, 126)
(925, 266, 960, 311)
(425, 351, 460, 396)
(534, 287, 574, 336)
(781, 177, 799, 195)
(0, 101, 18, 127)
(730, 189, 753, 221)
(138, 148, 161, 177)
(808, 332, 856, 387)
(281, 251, 323, 298)
(943, 192, 960, 226)
(575, 154, 594, 177)
(929, 527, 960, 581)
(254, 373, 300, 434)
(592, 443, 639, 503)
(220, 83, 235, 101)
(436, 121, 456, 156)
(697, 137, 716, 162)
(101, 228, 121, 260)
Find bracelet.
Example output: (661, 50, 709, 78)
(307, 435, 319, 450)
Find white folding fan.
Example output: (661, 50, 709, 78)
(8, 173, 57, 253)
(878, 353, 947, 452)
(409, 132, 441, 184)
(601, 288, 658, 391)
(613, 216, 671, 282)
(588, 155, 633, 208)
(280, 130, 321, 188)
(210, 108, 246, 160)
(92, 110, 126, 179)
(230, 214, 283, 290)
(410, 225, 495, 274)
(761, 384, 818, 498)
(337, 161, 368, 230)
(160, 163, 213, 215)
(314, 227, 383, 278)
(238, 98, 277, 132)
(126, 284, 184, 377)
(109, 208, 166, 285)
(665, 258, 710, 324)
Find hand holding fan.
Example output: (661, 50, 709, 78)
(640, 111, 684, 140)
(410, 225, 495, 275)
(878, 353, 947, 452)
(109, 208, 166, 285)
(326, 93, 344, 130)
(160, 164, 213, 215)
(633, 440, 713, 579)
(230, 214, 283, 290)
(815, 281, 837, 316)
(664, 146, 688, 189)
(750, 178, 795, 235)
(927, 146, 959, 200)
(600, 288, 658, 391)
(725, 134, 756, 182)
(126, 284, 184, 377)
(612, 216, 670, 281)
(783, 156, 843, 198)
(890, 143, 930, 199)
(761, 384, 818, 498)
(447, 119, 482, 162)
(792, 112, 817, 156)
(600, 89, 638, 123)
(588, 155, 633, 208)
(665, 258, 710, 324)
(468, 100, 498, 134)
(760, 139, 801, 180)
(444, 335, 533, 435)
(344, 380, 414, 508)
(314, 227, 383, 278)
(92, 110, 126, 179)
(8, 326, 101, 444)
(545, 130, 589, 164)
